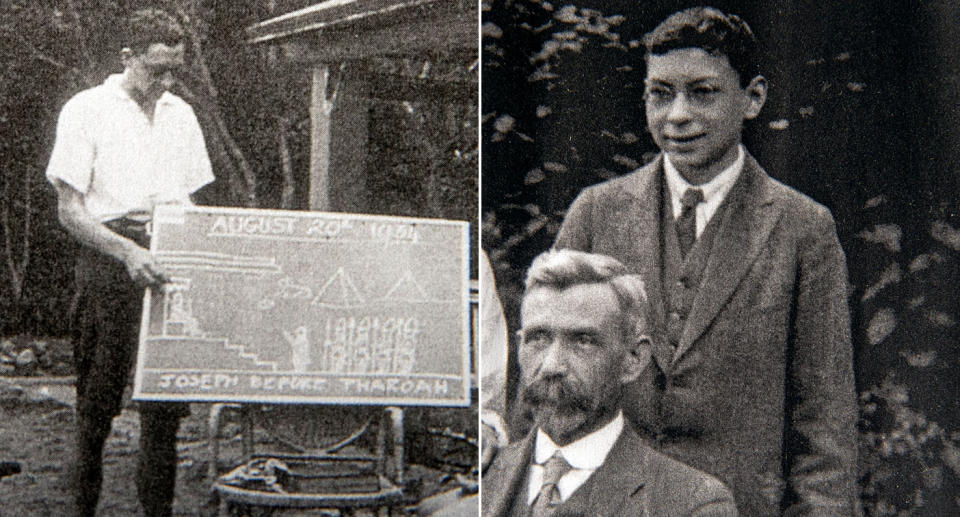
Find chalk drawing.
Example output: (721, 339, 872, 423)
(381, 271, 436, 303)
(224, 341, 280, 372)
(155, 251, 281, 275)
(161, 279, 204, 337)
(276, 277, 313, 299)
(311, 267, 365, 308)
(283, 326, 312, 373)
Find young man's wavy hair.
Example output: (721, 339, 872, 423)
(643, 6, 761, 87)
(123, 9, 184, 54)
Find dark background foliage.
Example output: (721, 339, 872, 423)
(482, 1, 960, 514)
(0, 0, 480, 504)
(0, 0, 478, 337)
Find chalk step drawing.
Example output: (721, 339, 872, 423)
(224, 341, 280, 372)
(143, 337, 279, 372)
(155, 251, 281, 275)
(311, 267, 365, 308)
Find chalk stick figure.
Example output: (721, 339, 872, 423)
(283, 326, 311, 373)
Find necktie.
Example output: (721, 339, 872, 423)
(530, 451, 573, 517)
(676, 188, 704, 258)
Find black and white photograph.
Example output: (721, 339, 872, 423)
(481, 1, 960, 516)
(3, 0, 960, 515)
(1, 0, 478, 515)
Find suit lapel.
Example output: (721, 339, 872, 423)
(674, 155, 783, 362)
(618, 157, 672, 373)
(482, 432, 535, 517)
(574, 427, 650, 516)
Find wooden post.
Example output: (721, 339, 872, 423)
(309, 65, 335, 211)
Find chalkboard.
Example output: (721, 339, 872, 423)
(132, 206, 471, 406)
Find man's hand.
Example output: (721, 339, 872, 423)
(53, 180, 169, 288)
(122, 245, 169, 287)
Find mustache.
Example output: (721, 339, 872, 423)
(521, 375, 594, 411)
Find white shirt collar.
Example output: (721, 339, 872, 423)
(527, 411, 625, 503)
(663, 145, 744, 236)
(105, 72, 175, 106)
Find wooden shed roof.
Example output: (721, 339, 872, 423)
(246, 0, 475, 60)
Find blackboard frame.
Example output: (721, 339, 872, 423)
(132, 205, 471, 407)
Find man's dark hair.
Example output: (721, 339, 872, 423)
(124, 9, 184, 54)
(643, 6, 761, 86)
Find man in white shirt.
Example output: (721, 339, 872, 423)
(554, 7, 857, 516)
(46, 9, 213, 517)
(482, 249, 736, 516)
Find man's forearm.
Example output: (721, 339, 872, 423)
(53, 180, 167, 286)
(57, 193, 142, 262)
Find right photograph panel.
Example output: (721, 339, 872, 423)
(481, 2, 960, 516)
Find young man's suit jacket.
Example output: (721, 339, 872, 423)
(482, 425, 737, 517)
(553, 153, 857, 516)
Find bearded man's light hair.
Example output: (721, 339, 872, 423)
(524, 249, 650, 341)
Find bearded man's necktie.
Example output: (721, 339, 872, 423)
(530, 450, 573, 517)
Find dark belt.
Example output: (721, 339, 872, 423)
(104, 217, 150, 248)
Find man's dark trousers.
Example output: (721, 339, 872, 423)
(71, 231, 186, 517)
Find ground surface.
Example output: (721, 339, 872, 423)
(0, 377, 474, 516)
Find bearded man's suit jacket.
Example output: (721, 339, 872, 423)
(553, 153, 858, 516)
(482, 425, 737, 517)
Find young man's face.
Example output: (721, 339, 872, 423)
(124, 42, 185, 103)
(644, 47, 765, 185)
(518, 282, 630, 445)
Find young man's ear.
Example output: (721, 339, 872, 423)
(743, 75, 768, 120)
(120, 47, 134, 65)
(620, 334, 653, 385)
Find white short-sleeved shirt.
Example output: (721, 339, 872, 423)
(46, 73, 214, 222)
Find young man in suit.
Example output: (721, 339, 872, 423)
(553, 7, 857, 516)
(483, 249, 737, 517)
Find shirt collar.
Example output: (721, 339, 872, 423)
(104, 72, 175, 106)
(533, 411, 624, 470)
(664, 145, 744, 209)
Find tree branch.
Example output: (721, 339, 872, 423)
(64, 0, 96, 78)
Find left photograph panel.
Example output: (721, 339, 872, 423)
(0, 1, 479, 515)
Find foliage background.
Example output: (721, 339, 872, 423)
(0, 0, 479, 501)
(482, 1, 960, 515)
(0, 0, 478, 337)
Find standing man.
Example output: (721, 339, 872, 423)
(554, 7, 857, 516)
(483, 249, 737, 517)
(46, 9, 213, 516)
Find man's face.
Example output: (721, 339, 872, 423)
(125, 42, 184, 102)
(644, 47, 764, 185)
(518, 282, 628, 445)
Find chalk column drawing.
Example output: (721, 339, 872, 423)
(162, 278, 203, 337)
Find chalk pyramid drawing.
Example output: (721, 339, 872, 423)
(311, 267, 365, 308)
(381, 270, 434, 302)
